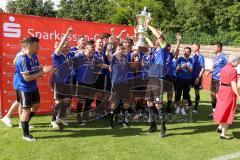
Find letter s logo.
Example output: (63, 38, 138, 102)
(3, 16, 21, 38)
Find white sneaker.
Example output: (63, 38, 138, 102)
(18, 122, 22, 128)
(18, 122, 34, 129)
(1, 117, 13, 127)
(51, 121, 60, 129)
(181, 108, 186, 115)
(79, 122, 85, 126)
(192, 110, 198, 114)
(56, 118, 69, 126)
(175, 107, 180, 114)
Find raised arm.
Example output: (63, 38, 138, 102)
(144, 36, 154, 48)
(55, 27, 73, 55)
(173, 33, 182, 55)
(111, 28, 115, 37)
(117, 29, 127, 39)
(146, 18, 165, 48)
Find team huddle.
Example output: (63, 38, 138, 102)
(2, 21, 234, 142)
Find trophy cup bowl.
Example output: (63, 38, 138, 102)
(135, 7, 150, 51)
(136, 14, 146, 34)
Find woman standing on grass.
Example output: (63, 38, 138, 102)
(214, 55, 240, 140)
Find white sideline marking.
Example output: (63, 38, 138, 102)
(210, 152, 240, 160)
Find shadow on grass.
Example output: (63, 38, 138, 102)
(232, 132, 240, 139)
(31, 120, 240, 139)
(166, 121, 240, 137)
(192, 104, 213, 122)
(31, 119, 147, 139)
(34, 127, 145, 139)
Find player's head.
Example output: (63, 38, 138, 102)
(101, 33, 111, 45)
(62, 41, 71, 54)
(95, 38, 103, 50)
(214, 42, 223, 53)
(77, 36, 86, 48)
(192, 43, 200, 53)
(166, 43, 171, 52)
(116, 44, 125, 55)
(24, 37, 40, 54)
(86, 40, 95, 57)
(113, 37, 120, 47)
(183, 47, 191, 58)
(124, 38, 133, 50)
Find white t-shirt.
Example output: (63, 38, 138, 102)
(237, 64, 240, 75)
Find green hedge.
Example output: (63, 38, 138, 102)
(164, 31, 240, 46)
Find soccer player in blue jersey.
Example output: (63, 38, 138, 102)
(94, 38, 111, 109)
(191, 44, 205, 113)
(175, 47, 193, 115)
(144, 19, 171, 137)
(163, 33, 182, 113)
(15, 37, 55, 141)
(125, 38, 147, 115)
(172, 49, 180, 108)
(70, 35, 87, 125)
(74, 40, 100, 124)
(208, 42, 227, 118)
(51, 27, 75, 129)
(1, 39, 27, 128)
(108, 44, 130, 128)
(144, 33, 181, 114)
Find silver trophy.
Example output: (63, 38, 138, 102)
(135, 7, 151, 48)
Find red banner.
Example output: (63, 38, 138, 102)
(0, 13, 134, 117)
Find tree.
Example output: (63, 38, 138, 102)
(214, 2, 240, 32)
(57, 0, 108, 22)
(6, 1, 17, 13)
(6, 0, 56, 17)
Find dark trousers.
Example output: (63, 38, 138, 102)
(175, 79, 191, 101)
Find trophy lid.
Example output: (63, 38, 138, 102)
(141, 7, 148, 16)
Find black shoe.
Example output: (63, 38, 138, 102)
(107, 120, 114, 129)
(216, 128, 222, 133)
(220, 135, 231, 140)
(107, 113, 114, 129)
(106, 119, 114, 129)
(148, 124, 157, 133)
(160, 126, 167, 138)
(23, 134, 36, 142)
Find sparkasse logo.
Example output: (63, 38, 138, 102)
(3, 16, 21, 38)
